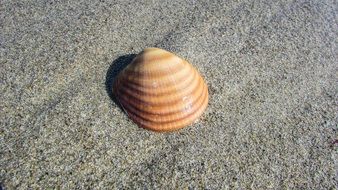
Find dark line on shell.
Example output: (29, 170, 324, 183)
(120, 61, 191, 88)
(125, 87, 208, 131)
(118, 70, 200, 106)
(118, 66, 196, 95)
(116, 75, 203, 111)
(118, 84, 208, 123)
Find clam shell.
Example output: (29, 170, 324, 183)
(113, 48, 208, 132)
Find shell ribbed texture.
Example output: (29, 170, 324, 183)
(113, 48, 208, 132)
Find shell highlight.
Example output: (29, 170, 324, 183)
(113, 48, 208, 132)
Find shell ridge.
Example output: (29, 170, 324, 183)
(118, 83, 208, 123)
(119, 66, 196, 95)
(123, 87, 208, 131)
(117, 75, 204, 114)
(121, 61, 191, 87)
(118, 68, 200, 105)
(120, 71, 195, 96)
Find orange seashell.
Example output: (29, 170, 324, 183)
(113, 48, 209, 132)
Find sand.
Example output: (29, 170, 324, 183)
(1, 0, 337, 189)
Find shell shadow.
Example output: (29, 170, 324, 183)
(105, 54, 136, 109)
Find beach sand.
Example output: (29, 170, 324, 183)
(1, 0, 337, 189)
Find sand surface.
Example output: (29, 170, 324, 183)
(1, 0, 337, 189)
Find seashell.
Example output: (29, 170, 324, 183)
(113, 48, 208, 132)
